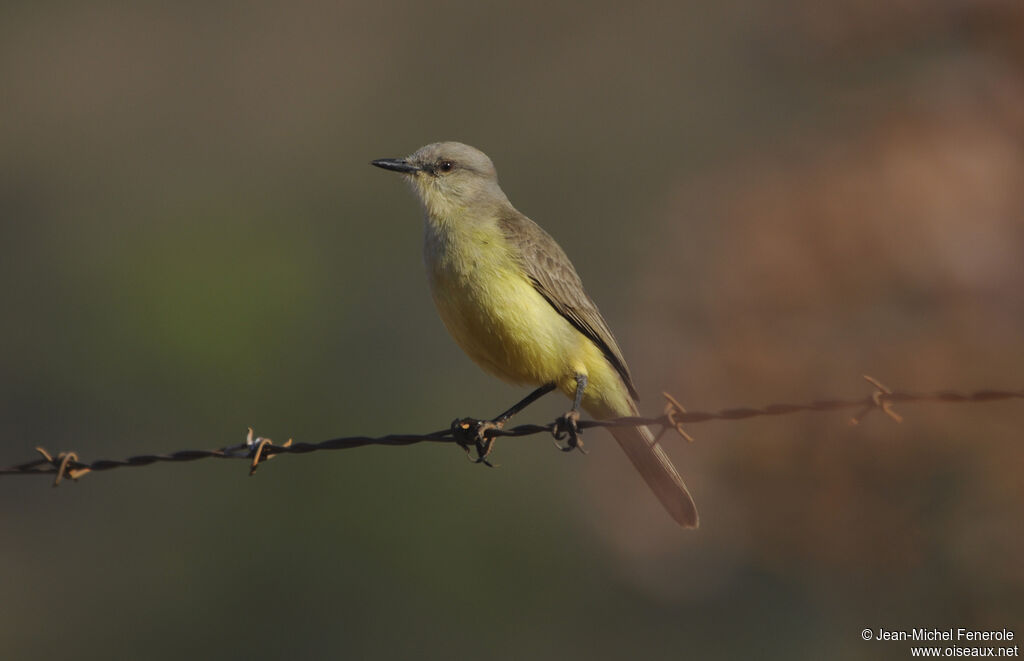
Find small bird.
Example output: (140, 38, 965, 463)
(372, 142, 698, 528)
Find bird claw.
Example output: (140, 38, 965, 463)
(552, 410, 586, 454)
(450, 418, 500, 467)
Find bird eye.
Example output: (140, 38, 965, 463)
(438, 160, 454, 173)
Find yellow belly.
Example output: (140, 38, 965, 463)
(425, 231, 631, 417)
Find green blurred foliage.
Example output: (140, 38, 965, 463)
(2, 1, 1022, 660)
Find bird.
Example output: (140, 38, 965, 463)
(371, 142, 698, 528)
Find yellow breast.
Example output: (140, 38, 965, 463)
(422, 216, 631, 417)
(426, 225, 576, 386)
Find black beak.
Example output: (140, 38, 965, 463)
(371, 158, 421, 173)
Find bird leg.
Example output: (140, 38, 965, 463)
(553, 374, 587, 454)
(494, 382, 558, 425)
(451, 382, 557, 465)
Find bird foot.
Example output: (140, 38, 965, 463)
(450, 417, 501, 467)
(552, 410, 587, 454)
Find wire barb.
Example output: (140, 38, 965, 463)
(552, 410, 586, 454)
(662, 392, 695, 443)
(34, 447, 90, 486)
(450, 418, 501, 467)
(2, 378, 1021, 484)
(850, 375, 904, 425)
(246, 428, 293, 476)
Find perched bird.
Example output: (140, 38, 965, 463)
(372, 142, 698, 527)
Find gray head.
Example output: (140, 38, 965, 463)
(372, 142, 509, 218)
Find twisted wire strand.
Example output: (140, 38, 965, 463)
(3, 377, 1021, 485)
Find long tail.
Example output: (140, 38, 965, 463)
(605, 416, 699, 528)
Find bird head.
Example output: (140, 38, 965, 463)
(372, 142, 508, 219)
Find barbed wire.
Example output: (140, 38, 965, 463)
(2, 376, 1021, 486)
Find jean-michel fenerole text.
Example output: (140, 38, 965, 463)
(874, 629, 1015, 642)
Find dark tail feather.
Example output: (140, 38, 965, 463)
(608, 423, 699, 528)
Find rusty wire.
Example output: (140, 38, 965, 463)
(2, 376, 1021, 486)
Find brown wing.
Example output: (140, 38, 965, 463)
(498, 208, 639, 400)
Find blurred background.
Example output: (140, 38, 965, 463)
(2, 1, 1022, 659)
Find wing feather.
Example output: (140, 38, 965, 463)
(498, 209, 639, 400)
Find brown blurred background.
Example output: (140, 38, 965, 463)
(2, 1, 1022, 659)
